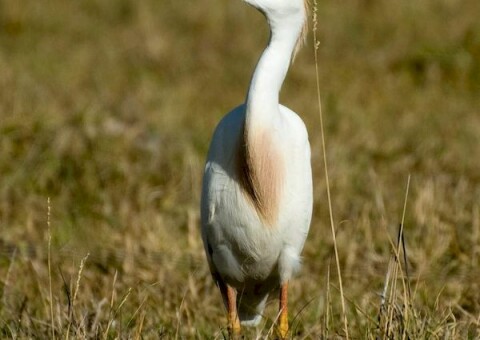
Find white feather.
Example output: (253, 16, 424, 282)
(201, 0, 312, 326)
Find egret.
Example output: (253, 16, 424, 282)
(200, 0, 312, 337)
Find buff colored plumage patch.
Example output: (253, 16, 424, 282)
(292, 0, 310, 61)
(236, 123, 284, 227)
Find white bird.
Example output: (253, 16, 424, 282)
(200, 0, 312, 337)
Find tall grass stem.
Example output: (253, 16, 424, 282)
(312, 1, 349, 338)
(47, 197, 55, 340)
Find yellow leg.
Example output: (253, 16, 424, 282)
(226, 285, 241, 338)
(278, 282, 289, 339)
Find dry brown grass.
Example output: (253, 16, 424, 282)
(1, 0, 480, 338)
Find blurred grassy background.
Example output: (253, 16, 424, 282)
(0, 0, 479, 337)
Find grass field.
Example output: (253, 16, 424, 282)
(1, 0, 479, 338)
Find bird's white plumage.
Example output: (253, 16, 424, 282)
(201, 0, 312, 326)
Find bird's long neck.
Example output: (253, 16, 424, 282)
(235, 12, 305, 226)
(245, 14, 304, 131)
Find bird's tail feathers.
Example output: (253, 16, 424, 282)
(237, 292, 268, 327)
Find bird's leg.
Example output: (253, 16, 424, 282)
(219, 279, 241, 337)
(278, 282, 289, 339)
(227, 285, 241, 337)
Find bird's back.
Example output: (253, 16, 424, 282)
(201, 104, 312, 288)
